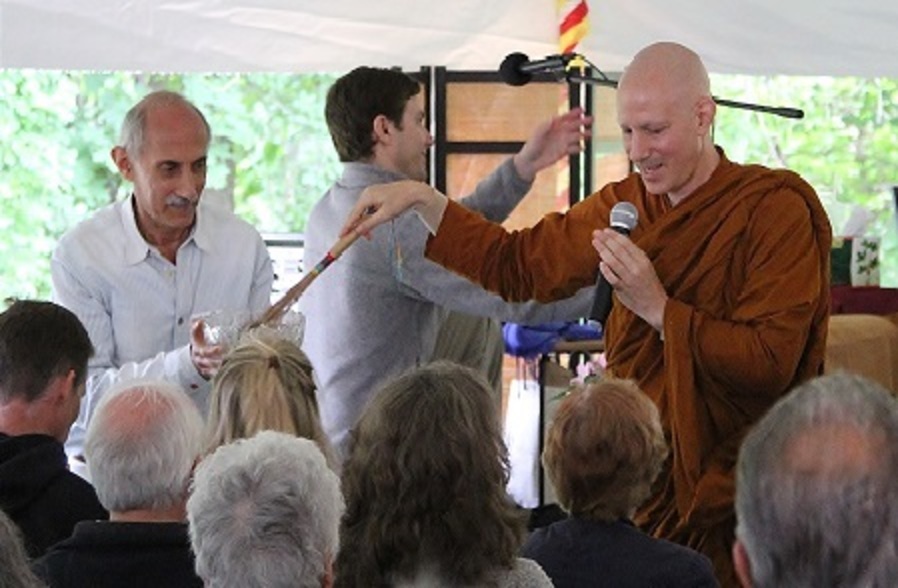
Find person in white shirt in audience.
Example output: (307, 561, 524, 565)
(187, 431, 344, 588)
(51, 90, 272, 459)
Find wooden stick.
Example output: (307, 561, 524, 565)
(249, 231, 361, 328)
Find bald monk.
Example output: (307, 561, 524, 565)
(341, 41, 831, 585)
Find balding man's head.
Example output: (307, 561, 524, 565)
(85, 380, 204, 514)
(615, 41, 719, 204)
(619, 42, 711, 105)
(734, 373, 898, 588)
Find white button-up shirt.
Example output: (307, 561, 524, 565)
(52, 195, 273, 457)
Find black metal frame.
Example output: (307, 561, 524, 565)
(422, 67, 594, 208)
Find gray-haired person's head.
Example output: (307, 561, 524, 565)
(735, 373, 898, 588)
(119, 90, 211, 157)
(0, 509, 43, 588)
(85, 379, 204, 513)
(187, 431, 344, 588)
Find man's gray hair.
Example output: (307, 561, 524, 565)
(119, 90, 211, 156)
(85, 379, 204, 512)
(187, 430, 344, 588)
(735, 372, 898, 587)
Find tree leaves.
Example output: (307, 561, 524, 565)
(713, 75, 898, 286)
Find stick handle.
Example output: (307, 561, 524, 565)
(328, 231, 359, 259)
(249, 231, 362, 328)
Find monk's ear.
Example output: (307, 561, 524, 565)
(695, 95, 716, 135)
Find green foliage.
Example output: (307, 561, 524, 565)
(712, 75, 898, 285)
(3, 71, 897, 299)
(0, 71, 340, 300)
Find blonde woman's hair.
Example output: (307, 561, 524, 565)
(206, 328, 334, 466)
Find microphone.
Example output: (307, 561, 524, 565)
(499, 52, 575, 86)
(588, 202, 639, 327)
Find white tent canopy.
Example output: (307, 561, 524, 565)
(1, 0, 896, 77)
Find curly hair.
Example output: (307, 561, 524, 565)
(205, 328, 334, 466)
(543, 377, 668, 521)
(335, 361, 526, 587)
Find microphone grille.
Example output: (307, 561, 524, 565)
(610, 202, 639, 231)
(499, 52, 532, 87)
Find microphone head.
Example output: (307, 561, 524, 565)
(499, 52, 532, 87)
(609, 202, 639, 232)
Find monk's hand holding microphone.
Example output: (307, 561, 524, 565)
(591, 202, 669, 333)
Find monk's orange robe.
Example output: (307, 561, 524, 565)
(426, 150, 831, 585)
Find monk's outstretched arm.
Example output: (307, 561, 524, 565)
(424, 196, 607, 303)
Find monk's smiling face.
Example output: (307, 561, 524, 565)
(616, 42, 718, 206)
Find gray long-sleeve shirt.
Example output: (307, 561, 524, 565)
(299, 160, 591, 460)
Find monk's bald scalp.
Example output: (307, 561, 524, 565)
(619, 41, 711, 104)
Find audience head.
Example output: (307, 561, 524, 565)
(85, 379, 204, 516)
(336, 360, 524, 587)
(734, 373, 898, 588)
(0, 299, 93, 441)
(206, 329, 333, 464)
(325, 66, 426, 169)
(118, 90, 211, 157)
(187, 431, 343, 588)
(543, 377, 668, 521)
(111, 90, 211, 241)
(0, 509, 44, 588)
(616, 41, 717, 202)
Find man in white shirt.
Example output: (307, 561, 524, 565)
(51, 91, 273, 458)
